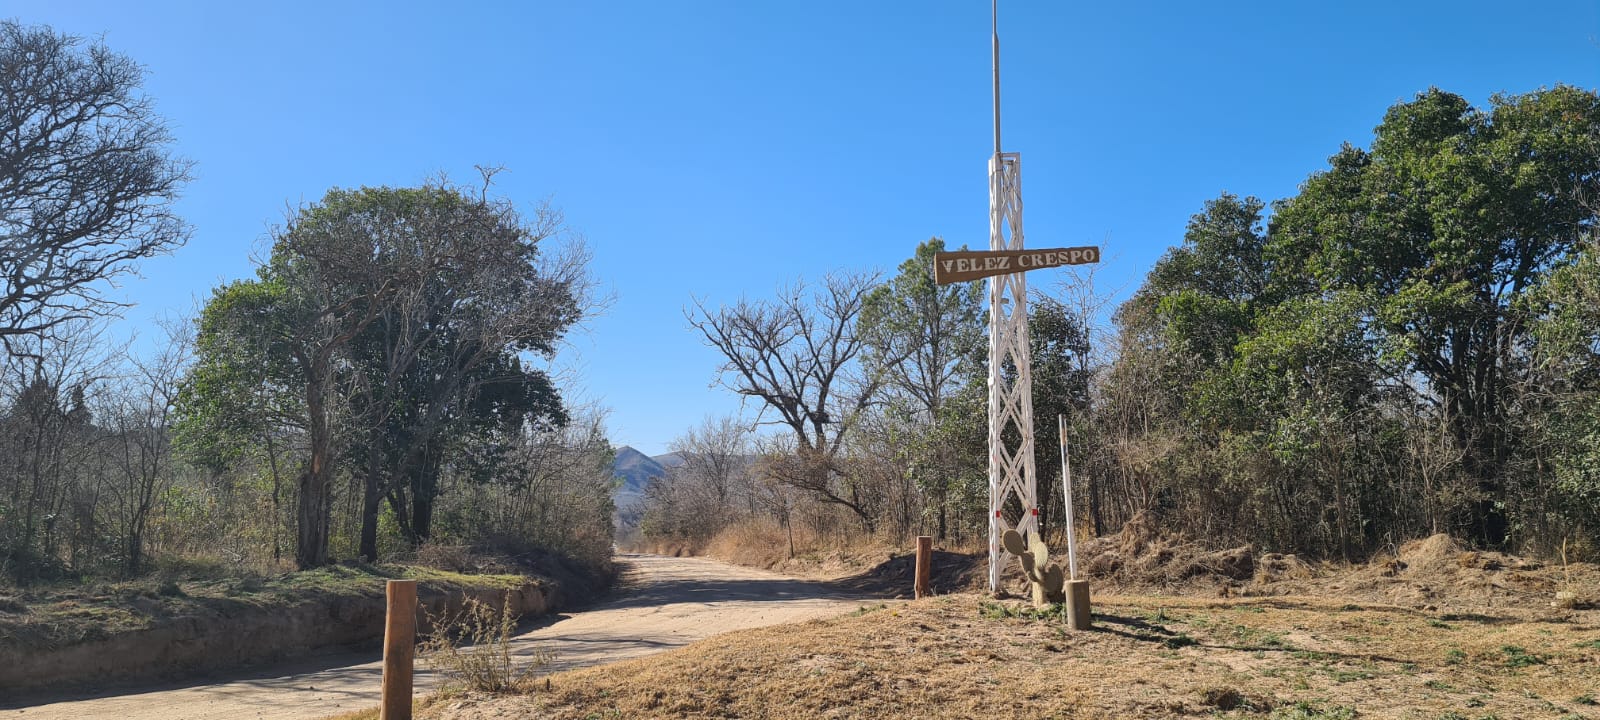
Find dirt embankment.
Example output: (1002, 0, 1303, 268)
(0, 553, 610, 695)
(650, 512, 1598, 614)
(1072, 513, 1598, 613)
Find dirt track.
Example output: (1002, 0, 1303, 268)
(1, 554, 874, 720)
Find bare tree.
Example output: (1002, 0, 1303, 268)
(101, 320, 190, 575)
(667, 415, 754, 520)
(0, 319, 115, 577)
(688, 272, 886, 531)
(0, 22, 191, 348)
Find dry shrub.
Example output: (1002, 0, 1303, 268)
(700, 517, 928, 576)
(621, 538, 704, 557)
(419, 596, 552, 694)
(413, 543, 473, 572)
(702, 517, 815, 569)
(1074, 510, 1268, 588)
(1394, 534, 1464, 576)
(1255, 552, 1316, 583)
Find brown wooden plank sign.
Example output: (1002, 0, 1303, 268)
(933, 246, 1100, 285)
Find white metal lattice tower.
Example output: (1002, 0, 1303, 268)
(985, 0, 1038, 595)
(986, 152, 1037, 594)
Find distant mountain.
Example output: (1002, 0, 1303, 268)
(612, 446, 668, 511)
(612, 446, 674, 535)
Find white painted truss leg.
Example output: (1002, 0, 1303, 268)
(987, 151, 1038, 595)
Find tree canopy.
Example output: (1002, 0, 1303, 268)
(179, 181, 587, 568)
(0, 21, 190, 349)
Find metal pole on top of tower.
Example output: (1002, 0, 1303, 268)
(992, 0, 1001, 158)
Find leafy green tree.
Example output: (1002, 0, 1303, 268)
(1108, 87, 1600, 555)
(334, 185, 579, 560)
(174, 279, 303, 560)
(183, 241, 393, 568)
(180, 181, 585, 567)
(1027, 295, 1093, 534)
(1523, 232, 1600, 550)
(1271, 86, 1600, 546)
(860, 238, 984, 539)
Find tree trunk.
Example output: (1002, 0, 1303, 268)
(295, 376, 333, 569)
(359, 474, 382, 563)
(295, 465, 329, 569)
(358, 435, 384, 562)
(415, 446, 441, 545)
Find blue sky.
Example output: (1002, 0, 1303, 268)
(10, 1, 1598, 456)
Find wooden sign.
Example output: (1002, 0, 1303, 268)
(932, 246, 1100, 284)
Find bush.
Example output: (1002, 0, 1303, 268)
(419, 595, 552, 694)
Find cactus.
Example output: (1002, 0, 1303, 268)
(1002, 528, 1067, 606)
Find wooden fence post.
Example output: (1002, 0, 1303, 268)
(914, 536, 933, 599)
(380, 579, 417, 720)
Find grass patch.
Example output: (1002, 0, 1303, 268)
(1164, 632, 1198, 649)
(1328, 667, 1375, 683)
(1500, 645, 1547, 668)
(1269, 700, 1358, 719)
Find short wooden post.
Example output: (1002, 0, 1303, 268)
(914, 535, 933, 599)
(1065, 579, 1092, 630)
(380, 579, 417, 720)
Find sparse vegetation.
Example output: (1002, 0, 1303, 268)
(1500, 645, 1547, 668)
(395, 593, 1599, 719)
(420, 596, 554, 694)
(1269, 702, 1357, 720)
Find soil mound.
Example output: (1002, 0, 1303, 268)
(1310, 532, 1573, 610)
(1060, 519, 1584, 612)
(1255, 552, 1317, 583)
(1073, 511, 1268, 590)
(829, 550, 988, 598)
(1395, 533, 1467, 575)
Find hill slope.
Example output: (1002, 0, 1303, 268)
(612, 447, 672, 535)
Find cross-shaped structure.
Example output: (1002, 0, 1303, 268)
(931, 2, 1100, 595)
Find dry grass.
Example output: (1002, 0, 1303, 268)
(597, 524, 1600, 717)
(320, 710, 378, 720)
(682, 518, 970, 582)
(409, 591, 1600, 720)
(625, 519, 823, 569)
(420, 596, 554, 694)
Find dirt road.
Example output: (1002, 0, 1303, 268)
(2, 554, 875, 720)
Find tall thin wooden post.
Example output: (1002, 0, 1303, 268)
(1058, 415, 1092, 630)
(380, 579, 417, 720)
(914, 536, 933, 599)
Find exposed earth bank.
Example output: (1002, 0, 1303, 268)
(1, 554, 874, 720)
(0, 552, 607, 695)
